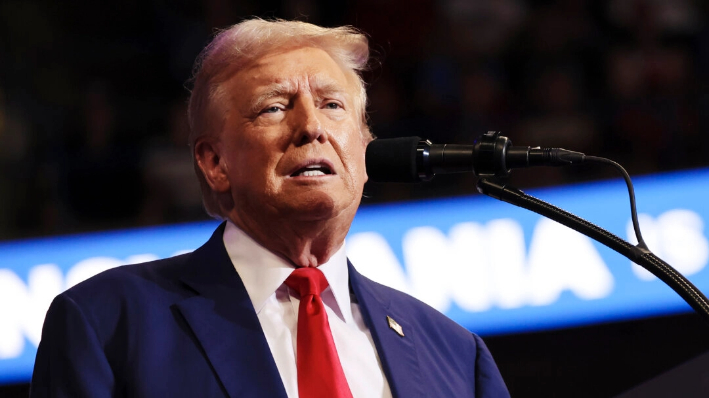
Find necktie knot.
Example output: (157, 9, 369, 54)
(285, 267, 329, 298)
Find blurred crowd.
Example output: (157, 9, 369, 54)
(1, 0, 708, 240)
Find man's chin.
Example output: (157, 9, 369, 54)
(286, 197, 337, 221)
(278, 190, 355, 223)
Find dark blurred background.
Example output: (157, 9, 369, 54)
(2, 0, 709, 396)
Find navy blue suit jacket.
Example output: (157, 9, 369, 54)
(31, 223, 509, 397)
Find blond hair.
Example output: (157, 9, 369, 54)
(187, 18, 371, 218)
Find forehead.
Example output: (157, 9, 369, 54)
(228, 46, 357, 98)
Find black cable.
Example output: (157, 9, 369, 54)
(477, 178, 709, 324)
(584, 156, 649, 251)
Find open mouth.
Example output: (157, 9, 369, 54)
(290, 164, 333, 177)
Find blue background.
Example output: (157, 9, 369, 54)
(1, 168, 708, 384)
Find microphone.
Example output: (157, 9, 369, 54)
(365, 131, 586, 182)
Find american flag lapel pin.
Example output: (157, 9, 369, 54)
(387, 315, 404, 337)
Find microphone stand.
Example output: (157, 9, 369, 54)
(477, 177, 709, 324)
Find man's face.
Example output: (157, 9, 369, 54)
(217, 46, 368, 226)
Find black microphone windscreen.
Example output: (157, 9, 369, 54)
(365, 136, 421, 183)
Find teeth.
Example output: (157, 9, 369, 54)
(300, 170, 326, 177)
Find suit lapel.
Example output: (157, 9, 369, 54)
(175, 223, 287, 398)
(348, 262, 427, 398)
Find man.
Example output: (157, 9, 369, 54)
(30, 19, 509, 397)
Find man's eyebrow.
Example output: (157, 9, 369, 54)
(314, 83, 349, 99)
(249, 78, 350, 113)
(250, 82, 296, 113)
(310, 76, 349, 97)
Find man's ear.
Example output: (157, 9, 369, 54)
(194, 137, 231, 193)
(361, 131, 371, 183)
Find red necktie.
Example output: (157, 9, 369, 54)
(285, 267, 354, 398)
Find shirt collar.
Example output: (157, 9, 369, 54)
(222, 221, 353, 323)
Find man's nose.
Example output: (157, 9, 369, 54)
(290, 99, 327, 146)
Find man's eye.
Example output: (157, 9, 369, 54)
(262, 106, 282, 114)
(324, 102, 341, 110)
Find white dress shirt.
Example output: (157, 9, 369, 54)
(223, 221, 393, 398)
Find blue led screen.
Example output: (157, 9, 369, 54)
(1, 168, 708, 384)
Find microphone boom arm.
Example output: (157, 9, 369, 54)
(477, 178, 709, 324)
